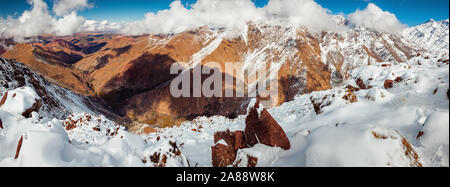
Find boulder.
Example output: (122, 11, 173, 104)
(21, 99, 42, 118)
(211, 143, 238, 167)
(212, 99, 290, 167)
(384, 80, 394, 89)
(214, 130, 246, 150)
(245, 100, 290, 150)
(211, 130, 247, 167)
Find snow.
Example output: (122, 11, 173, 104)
(418, 112, 449, 166)
(403, 19, 449, 53)
(0, 87, 39, 115)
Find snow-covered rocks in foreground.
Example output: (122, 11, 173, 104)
(0, 87, 41, 117)
(144, 52, 449, 167)
(0, 87, 188, 167)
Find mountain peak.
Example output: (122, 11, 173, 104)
(426, 18, 436, 23)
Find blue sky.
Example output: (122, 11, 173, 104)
(0, 0, 448, 26)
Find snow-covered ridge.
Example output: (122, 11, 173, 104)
(403, 19, 449, 53)
(1, 57, 92, 119)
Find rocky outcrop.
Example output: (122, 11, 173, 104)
(212, 143, 238, 167)
(211, 130, 247, 167)
(21, 99, 42, 118)
(384, 80, 394, 89)
(214, 130, 247, 151)
(245, 100, 291, 150)
(212, 99, 290, 167)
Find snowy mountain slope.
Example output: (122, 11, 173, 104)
(1, 57, 91, 119)
(0, 56, 120, 120)
(403, 19, 449, 53)
(148, 51, 448, 167)
(1, 49, 447, 167)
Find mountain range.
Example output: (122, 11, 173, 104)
(0, 17, 448, 167)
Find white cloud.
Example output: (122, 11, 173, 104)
(263, 0, 342, 32)
(0, 0, 408, 40)
(0, 0, 97, 40)
(348, 3, 407, 33)
(53, 11, 86, 35)
(122, 0, 264, 36)
(53, 0, 92, 16)
(5, 0, 54, 38)
(121, 0, 346, 36)
(82, 20, 124, 32)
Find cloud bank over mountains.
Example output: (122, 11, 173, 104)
(53, 0, 92, 16)
(0, 0, 409, 40)
(348, 3, 407, 34)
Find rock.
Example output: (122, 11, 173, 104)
(346, 85, 360, 92)
(356, 78, 368, 90)
(143, 126, 157, 135)
(64, 117, 77, 130)
(0, 118, 3, 129)
(343, 88, 358, 103)
(394, 77, 403, 83)
(149, 141, 184, 167)
(214, 130, 247, 150)
(247, 156, 258, 167)
(0, 91, 7, 107)
(384, 80, 394, 89)
(21, 99, 42, 118)
(417, 131, 425, 139)
(211, 130, 247, 167)
(401, 137, 423, 167)
(15, 136, 23, 159)
(212, 143, 237, 167)
(233, 154, 259, 167)
(385, 77, 403, 89)
(212, 99, 290, 167)
(245, 100, 290, 150)
(310, 96, 331, 115)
